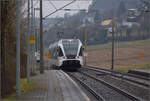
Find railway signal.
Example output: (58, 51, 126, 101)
(47, 53, 51, 59)
(140, 53, 144, 57)
(30, 36, 35, 45)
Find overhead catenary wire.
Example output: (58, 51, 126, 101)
(48, 0, 57, 10)
(43, 0, 77, 19)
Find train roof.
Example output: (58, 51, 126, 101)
(49, 39, 82, 49)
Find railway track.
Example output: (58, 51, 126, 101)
(69, 73, 105, 101)
(82, 66, 150, 87)
(67, 71, 141, 101)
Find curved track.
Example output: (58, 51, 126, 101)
(82, 66, 150, 87)
(69, 73, 105, 101)
(67, 71, 141, 101)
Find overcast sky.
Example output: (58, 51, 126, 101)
(33, 0, 92, 18)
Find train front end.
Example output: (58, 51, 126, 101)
(58, 39, 83, 69)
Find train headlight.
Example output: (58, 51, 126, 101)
(76, 56, 79, 58)
(63, 56, 66, 59)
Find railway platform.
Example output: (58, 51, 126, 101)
(15, 70, 91, 101)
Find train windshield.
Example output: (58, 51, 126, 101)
(62, 40, 79, 56)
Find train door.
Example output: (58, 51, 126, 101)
(57, 47, 64, 67)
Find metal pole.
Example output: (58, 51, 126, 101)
(40, 0, 44, 73)
(147, 3, 150, 37)
(34, 8, 37, 52)
(84, 26, 87, 65)
(34, 9, 38, 52)
(35, 28, 38, 52)
(38, 9, 40, 51)
(33, 9, 37, 72)
(27, 0, 31, 83)
(16, 0, 21, 96)
(0, 0, 1, 99)
(111, 16, 115, 70)
(31, 0, 34, 73)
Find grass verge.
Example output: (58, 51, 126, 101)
(2, 78, 38, 101)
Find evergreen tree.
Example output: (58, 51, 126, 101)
(94, 11, 101, 24)
(117, 0, 127, 16)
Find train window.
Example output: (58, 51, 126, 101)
(51, 49, 53, 58)
(54, 47, 57, 58)
(52, 48, 54, 58)
(56, 47, 59, 57)
(62, 40, 79, 56)
(58, 47, 63, 57)
(79, 47, 83, 56)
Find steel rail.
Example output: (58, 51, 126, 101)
(68, 73, 105, 101)
(80, 71, 142, 101)
(85, 66, 150, 80)
(82, 66, 150, 87)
